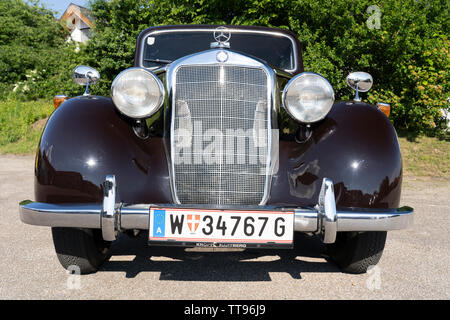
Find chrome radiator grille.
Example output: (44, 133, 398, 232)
(171, 64, 270, 205)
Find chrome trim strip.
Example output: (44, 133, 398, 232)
(101, 175, 117, 241)
(318, 178, 337, 243)
(336, 209, 414, 231)
(294, 208, 318, 232)
(120, 204, 151, 230)
(19, 202, 414, 241)
(138, 28, 299, 73)
(19, 201, 102, 228)
(19, 177, 414, 243)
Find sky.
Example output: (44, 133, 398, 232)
(39, 0, 89, 17)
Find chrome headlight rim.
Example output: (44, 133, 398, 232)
(111, 67, 165, 119)
(282, 72, 335, 124)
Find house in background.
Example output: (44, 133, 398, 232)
(60, 3, 94, 45)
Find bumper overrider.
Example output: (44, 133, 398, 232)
(19, 175, 413, 244)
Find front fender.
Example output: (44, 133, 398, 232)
(36, 97, 402, 209)
(268, 101, 402, 209)
(35, 96, 173, 204)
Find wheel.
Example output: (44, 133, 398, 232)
(51, 227, 111, 274)
(326, 231, 387, 274)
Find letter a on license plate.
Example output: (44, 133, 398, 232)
(152, 209, 166, 237)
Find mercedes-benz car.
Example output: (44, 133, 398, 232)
(19, 25, 413, 274)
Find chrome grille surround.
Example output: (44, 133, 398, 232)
(166, 50, 276, 206)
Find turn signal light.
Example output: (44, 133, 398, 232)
(377, 102, 391, 118)
(53, 95, 68, 109)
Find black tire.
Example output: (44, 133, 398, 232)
(51, 227, 111, 274)
(326, 231, 387, 274)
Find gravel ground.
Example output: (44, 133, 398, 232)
(0, 155, 448, 300)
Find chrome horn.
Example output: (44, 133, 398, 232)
(346, 72, 373, 102)
(73, 65, 100, 96)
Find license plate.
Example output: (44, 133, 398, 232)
(149, 207, 294, 248)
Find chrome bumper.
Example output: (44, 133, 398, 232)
(19, 176, 414, 244)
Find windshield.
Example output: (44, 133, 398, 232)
(142, 30, 295, 71)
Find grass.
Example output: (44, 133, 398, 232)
(0, 99, 53, 154)
(398, 134, 450, 179)
(0, 99, 449, 178)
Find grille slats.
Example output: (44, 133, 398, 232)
(172, 64, 270, 205)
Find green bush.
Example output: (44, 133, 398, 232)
(80, 0, 449, 135)
(0, 99, 53, 146)
(0, 0, 84, 100)
(0, 0, 448, 136)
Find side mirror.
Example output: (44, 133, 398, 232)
(73, 65, 100, 96)
(346, 72, 373, 101)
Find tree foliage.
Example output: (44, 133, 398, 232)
(1, 0, 449, 135)
(0, 0, 85, 99)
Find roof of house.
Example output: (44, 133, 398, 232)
(60, 3, 94, 28)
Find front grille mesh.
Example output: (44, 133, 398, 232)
(172, 65, 270, 205)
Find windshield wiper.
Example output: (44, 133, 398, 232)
(143, 58, 173, 64)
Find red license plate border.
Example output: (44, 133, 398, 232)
(148, 207, 295, 249)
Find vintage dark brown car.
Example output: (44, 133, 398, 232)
(19, 25, 413, 274)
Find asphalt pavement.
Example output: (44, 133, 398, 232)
(0, 155, 448, 299)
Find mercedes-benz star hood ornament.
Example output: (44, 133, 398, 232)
(210, 26, 231, 48)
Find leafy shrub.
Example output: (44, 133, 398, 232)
(0, 0, 83, 100)
(368, 40, 449, 135)
(80, 0, 448, 134)
(0, 0, 448, 135)
(0, 99, 53, 146)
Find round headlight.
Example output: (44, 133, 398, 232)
(282, 72, 334, 123)
(111, 68, 164, 119)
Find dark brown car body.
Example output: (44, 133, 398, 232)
(34, 25, 402, 211)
